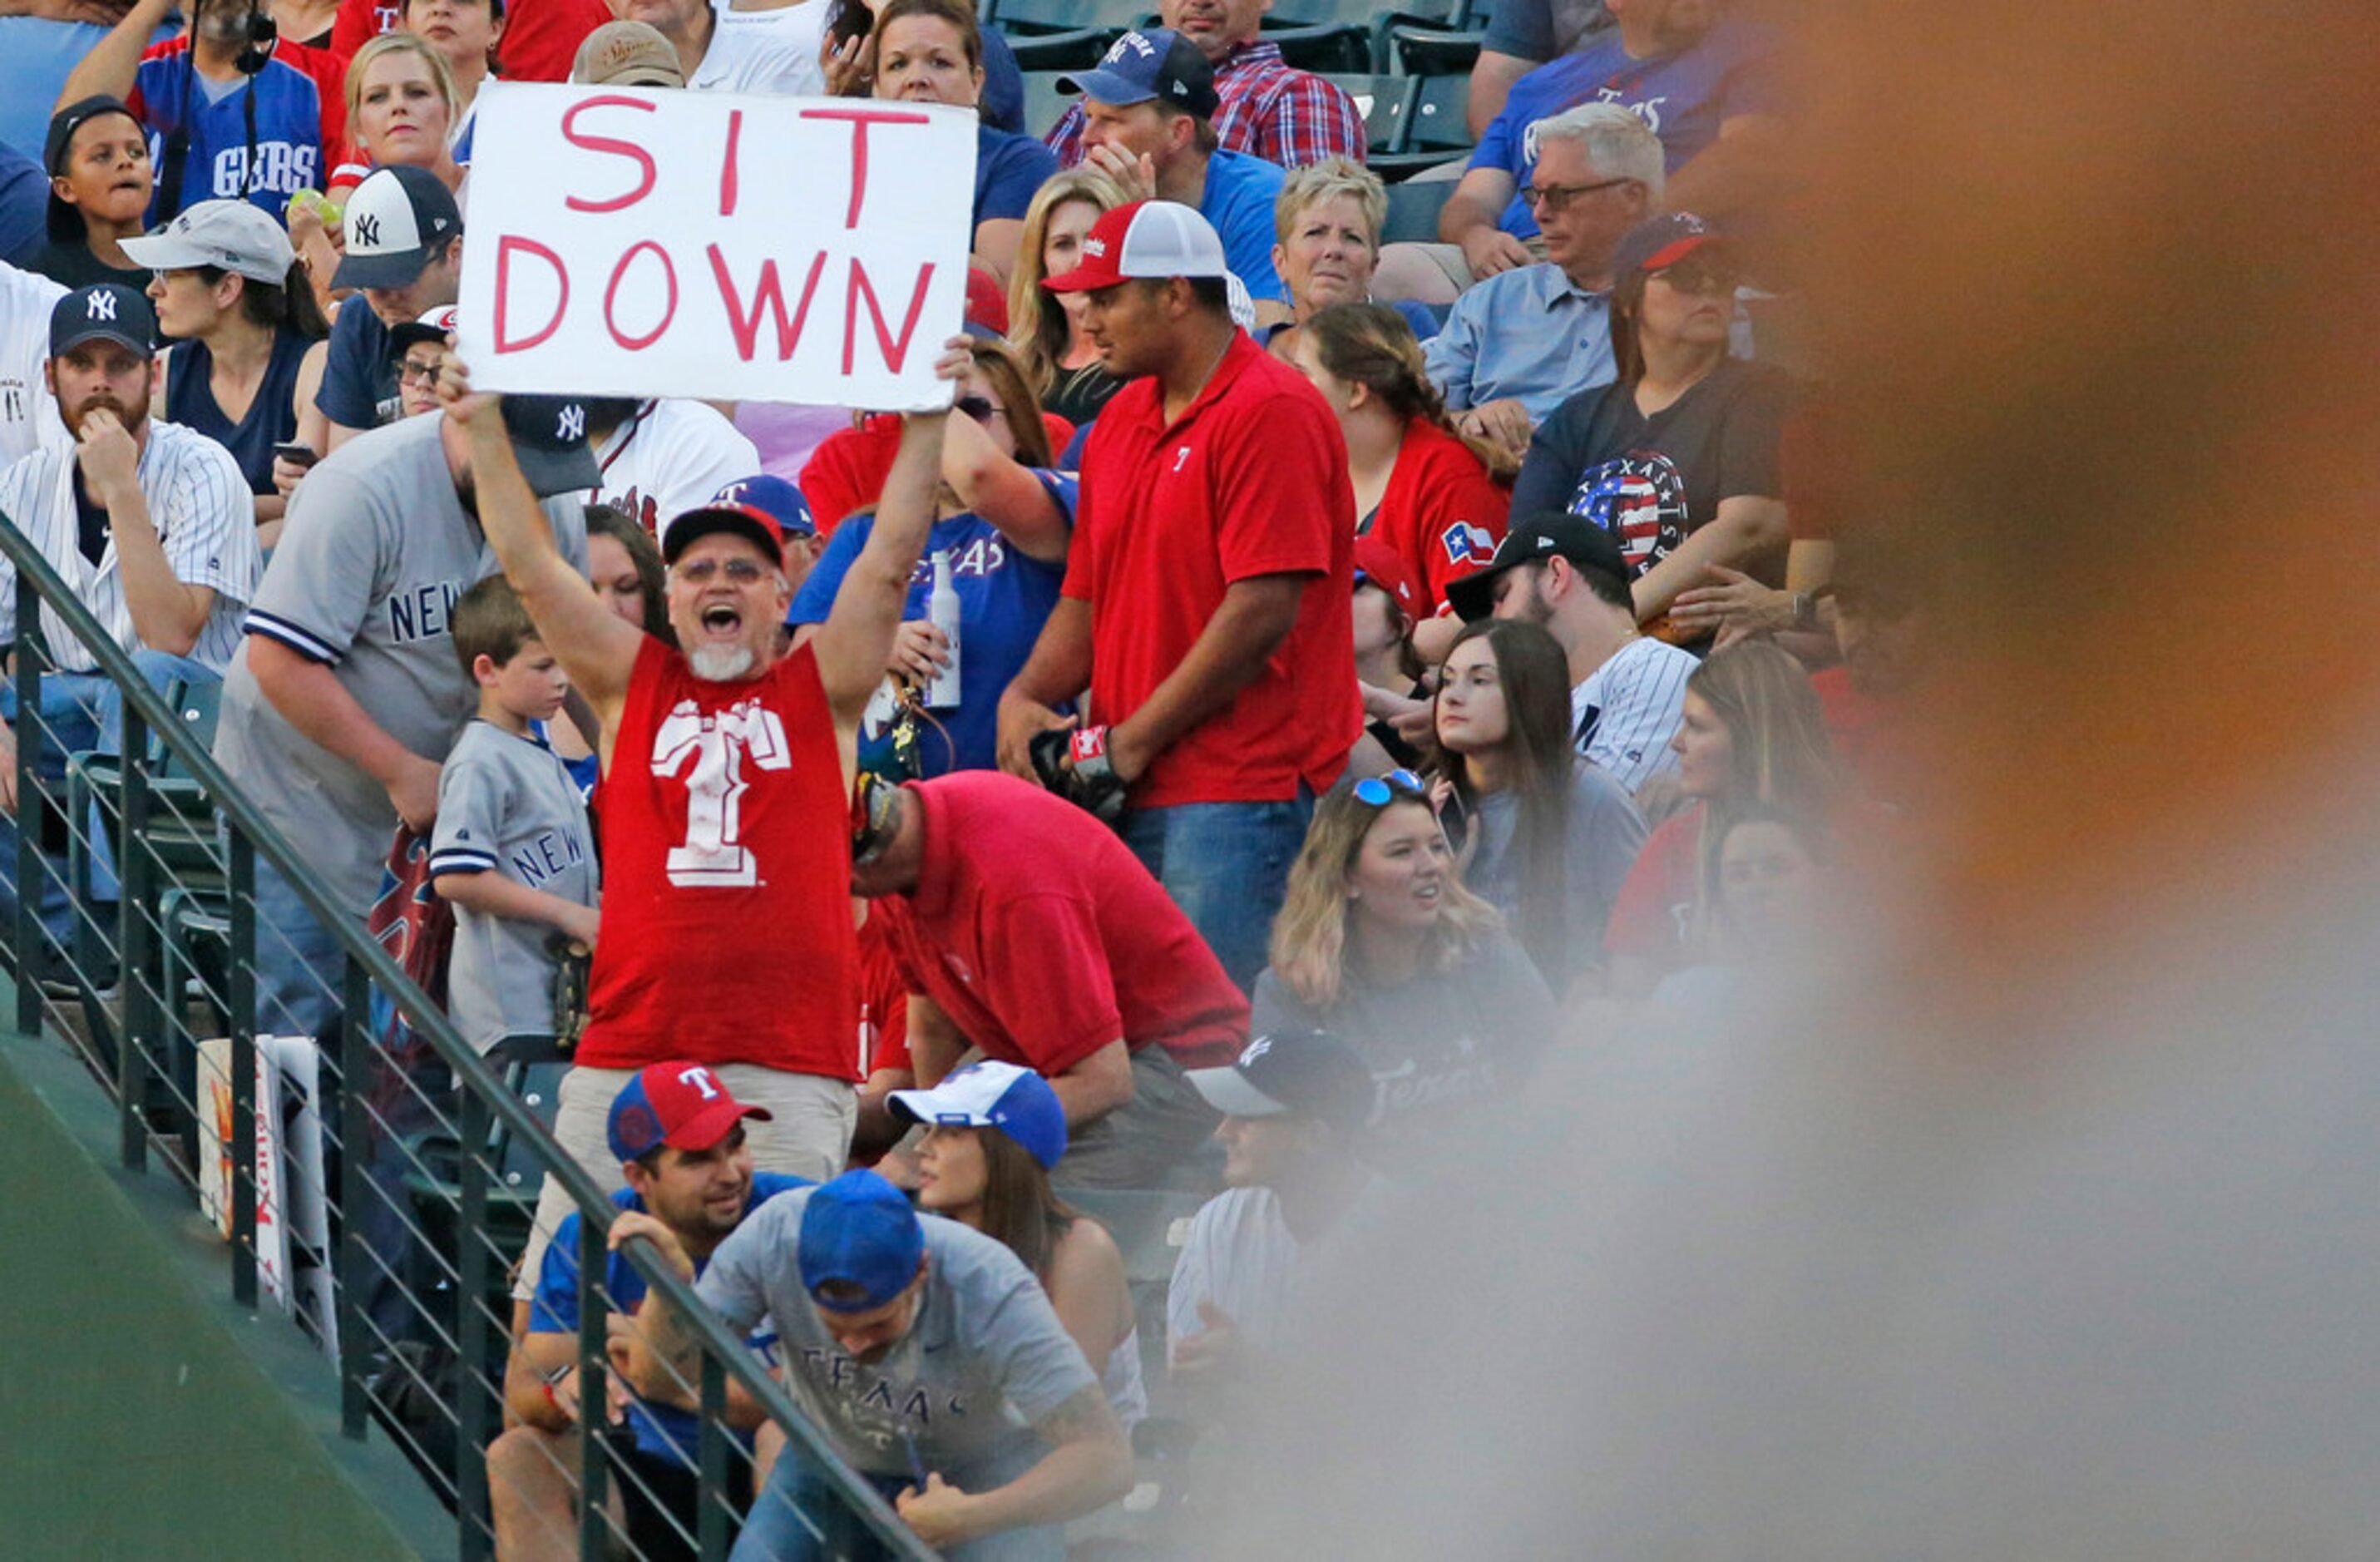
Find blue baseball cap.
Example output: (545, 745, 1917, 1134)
(798, 1170, 926, 1313)
(887, 1061, 1069, 1170)
(1058, 29, 1219, 120)
(710, 474, 814, 540)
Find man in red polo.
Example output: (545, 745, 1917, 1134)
(996, 199, 1360, 991)
(851, 770, 1248, 1188)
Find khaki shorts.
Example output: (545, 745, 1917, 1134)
(512, 1063, 857, 1301)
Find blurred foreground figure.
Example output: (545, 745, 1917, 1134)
(1194, 0, 2380, 1555)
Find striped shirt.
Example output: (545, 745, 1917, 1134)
(0, 419, 259, 673)
(1572, 633, 1696, 793)
(1046, 41, 1367, 170)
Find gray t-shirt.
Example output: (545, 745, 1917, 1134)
(698, 1194, 1098, 1479)
(428, 720, 599, 1054)
(1464, 764, 1647, 991)
(214, 415, 588, 912)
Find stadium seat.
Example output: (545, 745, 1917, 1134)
(1020, 68, 1079, 140)
(1255, 18, 1370, 74)
(1380, 175, 1456, 243)
(1325, 72, 1411, 151)
(985, 0, 1143, 35)
(1005, 24, 1118, 70)
(1385, 21, 1483, 77)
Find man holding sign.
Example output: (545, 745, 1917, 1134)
(442, 347, 948, 1268)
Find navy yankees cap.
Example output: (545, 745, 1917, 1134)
(500, 393, 601, 497)
(1059, 29, 1219, 120)
(1444, 509, 1632, 621)
(1187, 1029, 1375, 1134)
(798, 1171, 926, 1315)
(50, 284, 156, 359)
(333, 166, 463, 290)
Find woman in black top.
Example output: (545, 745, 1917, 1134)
(127, 199, 328, 544)
(1510, 213, 1792, 636)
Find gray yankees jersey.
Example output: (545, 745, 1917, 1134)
(429, 720, 599, 1054)
(213, 414, 589, 913)
(0, 419, 260, 672)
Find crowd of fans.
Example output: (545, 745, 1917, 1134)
(0, 0, 1934, 1555)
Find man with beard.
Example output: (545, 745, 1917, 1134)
(213, 359, 592, 1036)
(441, 348, 946, 1253)
(0, 283, 256, 938)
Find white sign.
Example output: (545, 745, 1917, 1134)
(458, 83, 975, 409)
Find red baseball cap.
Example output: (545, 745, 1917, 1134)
(1352, 534, 1420, 615)
(606, 1061, 773, 1162)
(1043, 200, 1230, 294)
(964, 264, 1010, 335)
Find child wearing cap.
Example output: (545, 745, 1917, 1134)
(891, 1061, 1146, 1433)
(427, 575, 600, 1057)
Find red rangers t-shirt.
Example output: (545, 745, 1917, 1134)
(1063, 332, 1360, 808)
(867, 773, 1248, 1074)
(1368, 418, 1510, 616)
(576, 637, 860, 1078)
(332, 0, 609, 82)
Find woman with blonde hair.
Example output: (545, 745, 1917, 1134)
(1252, 771, 1555, 1137)
(1266, 159, 1441, 361)
(1603, 640, 1843, 996)
(1293, 301, 1513, 661)
(345, 32, 464, 190)
(1006, 167, 1128, 428)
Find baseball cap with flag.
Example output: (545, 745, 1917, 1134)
(605, 1060, 776, 1163)
(1444, 508, 1633, 622)
(1044, 200, 1230, 294)
(500, 393, 602, 497)
(332, 166, 463, 290)
(887, 1060, 1069, 1170)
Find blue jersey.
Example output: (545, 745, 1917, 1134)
(1201, 150, 1289, 302)
(531, 1173, 809, 1461)
(787, 475, 1076, 776)
(975, 122, 1060, 229)
(130, 39, 343, 222)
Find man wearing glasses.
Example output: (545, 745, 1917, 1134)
(1420, 105, 1663, 465)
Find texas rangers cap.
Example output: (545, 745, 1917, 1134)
(121, 198, 295, 284)
(1043, 200, 1230, 294)
(887, 1061, 1069, 1171)
(605, 1060, 775, 1164)
(500, 393, 603, 497)
(573, 19, 685, 87)
(50, 284, 156, 359)
(1610, 210, 1732, 280)
(1186, 1030, 1375, 1134)
(798, 1170, 927, 1313)
(1351, 534, 1419, 616)
(663, 501, 785, 566)
(332, 166, 463, 290)
(1059, 28, 1218, 119)
(1444, 509, 1632, 621)
(709, 474, 814, 541)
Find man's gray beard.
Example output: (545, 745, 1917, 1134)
(689, 644, 756, 682)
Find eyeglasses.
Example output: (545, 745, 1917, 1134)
(1650, 255, 1741, 295)
(397, 358, 443, 387)
(674, 556, 771, 585)
(954, 394, 1005, 426)
(1521, 176, 1633, 214)
(1351, 768, 1425, 808)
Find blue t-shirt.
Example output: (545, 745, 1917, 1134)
(980, 27, 1025, 135)
(132, 47, 330, 222)
(531, 1173, 810, 1461)
(317, 299, 397, 431)
(975, 122, 1059, 229)
(1472, 19, 1784, 240)
(0, 136, 45, 270)
(1201, 150, 1289, 303)
(786, 474, 1075, 776)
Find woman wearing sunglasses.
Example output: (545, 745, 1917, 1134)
(1431, 619, 1647, 999)
(1508, 213, 1793, 642)
(788, 336, 1073, 777)
(1255, 772, 1554, 1137)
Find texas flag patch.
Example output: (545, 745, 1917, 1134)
(1441, 521, 1496, 566)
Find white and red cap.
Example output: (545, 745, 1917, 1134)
(1043, 200, 1229, 294)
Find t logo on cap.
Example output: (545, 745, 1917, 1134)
(676, 1065, 720, 1100)
(87, 292, 116, 322)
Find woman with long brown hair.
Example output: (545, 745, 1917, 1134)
(1603, 640, 1842, 996)
(1254, 772, 1554, 1136)
(1431, 618, 1647, 996)
(1294, 302, 1513, 664)
(891, 1061, 1145, 1431)
(1005, 168, 1128, 428)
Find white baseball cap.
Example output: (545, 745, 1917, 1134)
(332, 166, 462, 291)
(121, 199, 296, 284)
(1043, 200, 1230, 293)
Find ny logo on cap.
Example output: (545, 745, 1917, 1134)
(557, 404, 585, 442)
(86, 291, 116, 322)
(352, 211, 383, 247)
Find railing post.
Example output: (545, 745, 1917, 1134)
(457, 1086, 492, 1562)
(229, 828, 258, 1308)
(699, 1352, 730, 1561)
(12, 563, 44, 1036)
(578, 1211, 612, 1561)
(118, 694, 153, 1172)
(338, 955, 372, 1439)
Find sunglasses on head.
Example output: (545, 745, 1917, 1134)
(1351, 769, 1425, 808)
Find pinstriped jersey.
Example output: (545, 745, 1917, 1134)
(0, 418, 259, 673)
(1573, 634, 1696, 793)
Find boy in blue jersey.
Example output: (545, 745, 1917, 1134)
(487, 1061, 808, 1562)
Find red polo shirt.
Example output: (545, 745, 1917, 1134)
(1372, 418, 1511, 616)
(1062, 331, 1360, 808)
(868, 774, 1249, 1074)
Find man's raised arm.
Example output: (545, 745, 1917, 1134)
(440, 360, 642, 719)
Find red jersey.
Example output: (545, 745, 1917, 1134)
(802, 410, 1076, 538)
(856, 909, 911, 1077)
(868, 774, 1248, 1073)
(1603, 807, 1702, 969)
(332, 0, 609, 80)
(577, 637, 860, 1078)
(1063, 333, 1360, 808)
(1370, 418, 1510, 615)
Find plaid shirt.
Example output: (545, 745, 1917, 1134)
(1045, 40, 1368, 169)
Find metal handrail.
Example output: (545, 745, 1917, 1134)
(0, 510, 934, 1562)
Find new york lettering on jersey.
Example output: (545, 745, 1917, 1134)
(507, 828, 588, 887)
(386, 578, 463, 642)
